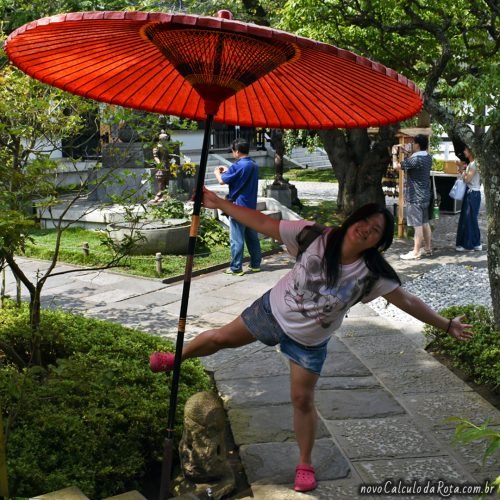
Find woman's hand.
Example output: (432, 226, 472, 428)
(202, 186, 222, 209)
(447, 315, 475, 342)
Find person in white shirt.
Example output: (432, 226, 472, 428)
(456, 146, 482, 251)
(151, 191, 474, 493)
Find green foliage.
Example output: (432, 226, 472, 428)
(147, 198, 188, 221)
(424, 305, 500, 391)
(259, 166, 336, 183)
(296, 199, 342, 227)
(445, 416, 500, 494)
(22, 226, 279, 279)
(0, 66, 96, 257)
(0, 300, 212, 498)
(197, 212, 230, 248)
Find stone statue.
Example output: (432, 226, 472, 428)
(172, 391, 235, 499)
(150, 129, 171, 204)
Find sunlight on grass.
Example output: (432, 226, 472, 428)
(296, 200, 343, 227)
(259, 166, 335, 183)
(23, 227, 281, 280)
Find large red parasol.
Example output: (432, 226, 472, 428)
(5, 10, 422, 128)
(4, 10, 423, 498)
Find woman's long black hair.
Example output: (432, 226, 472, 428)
(323, 203, 401, 289)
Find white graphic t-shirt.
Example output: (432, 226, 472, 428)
(269, 220, 399, 346)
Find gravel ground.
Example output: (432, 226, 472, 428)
(368, 263, 492, 328)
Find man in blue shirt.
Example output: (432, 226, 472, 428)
(214, 138, 262, 275)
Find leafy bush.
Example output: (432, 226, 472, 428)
(424, 305, 500, 391)
(0, 300, 212, 498)
(148, 198, 187, 220)
(197, 213, 230, 249)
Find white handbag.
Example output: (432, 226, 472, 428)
(449, 178, 466, 200)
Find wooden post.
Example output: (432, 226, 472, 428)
(1, 268, 5, 308)
(16, 276, 21, 306)
(0, 410, 9, 498)
(397, 157, 405, 238)
(155, 252, 163, 275)
(392, 139, 406, 238)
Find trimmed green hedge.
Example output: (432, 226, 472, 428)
(0, 300, 212, 498)
(424, 304, 500, 391)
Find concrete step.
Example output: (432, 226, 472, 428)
(104, 491, 147, 500)
(286, 147, 331, 169)
(31, 486, 90, 499)
(31, 487, 148, 500)
(261, 210, 281, 220)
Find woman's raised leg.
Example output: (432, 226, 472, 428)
(182, 315, 256, 360)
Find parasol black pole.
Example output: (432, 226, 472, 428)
(159, 113, 215, 500)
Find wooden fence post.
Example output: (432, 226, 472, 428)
(155, 253, 163, 275)
(0, 410, 9, 498)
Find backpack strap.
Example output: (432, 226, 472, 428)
(296, 223, 326, 255)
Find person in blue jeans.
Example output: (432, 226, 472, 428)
(456, 146, 482, 251)
(214, 138, 262, 275)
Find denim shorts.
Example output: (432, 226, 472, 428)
(241, 290, 329, 375)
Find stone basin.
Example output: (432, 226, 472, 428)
(107, 219, 190, 255)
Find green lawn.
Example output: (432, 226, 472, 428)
(22, 227, 281, 280)
(259, 165, 336, 183)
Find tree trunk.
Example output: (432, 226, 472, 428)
(270, 129, 286, 184)
(479, 125, 500, 330)
(29, 285, 43, 366)
(318, 127, 398, 213)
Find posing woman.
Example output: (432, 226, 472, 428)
(151, 188, 474, 493)
(456, 146, 482, 251)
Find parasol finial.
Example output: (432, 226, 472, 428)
(217, 10, 233, 20)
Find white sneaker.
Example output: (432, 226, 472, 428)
(473, 245, 482, 251)
(455, 246, 467, 252)
(400, 250, 421, 260)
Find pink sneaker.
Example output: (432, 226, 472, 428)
(294, 464, 317, 492)
(149, 352, 175, 372)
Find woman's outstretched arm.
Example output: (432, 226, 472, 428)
(383, 287, 474, 342)
(202, 186, 282, 241)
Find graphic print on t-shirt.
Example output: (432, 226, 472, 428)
(283, 250, 372, 328)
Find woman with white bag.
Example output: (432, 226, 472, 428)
(455, 146, 482, 252)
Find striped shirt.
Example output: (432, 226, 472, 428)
(401, 151, 432, 204)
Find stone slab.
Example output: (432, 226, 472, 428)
(321, 350, 372, 377)
(374, 360, 473, 395)
(214, 349, 289, 382)
(342, 331, 421, 355)
(356, 349, 438, 371)
(240, 438, 350, 484)
(161, 295, 237, 317)
(316, 375, 380, 391)
(316, 388, 406, 419)
(338, 316, 402, 337)
(400, 392, 500, 429)
(325, 416, 441, 459)
(200, 343, 270, 373)
(104, 491, 147, 500)
(218, 375, 292, 408)
(31, 487, 90, 499)
(228, 404, 330, 445)
(327, 335, 352, 353)
(354, 456, 475, 497)
(81, 304, 179, 335)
